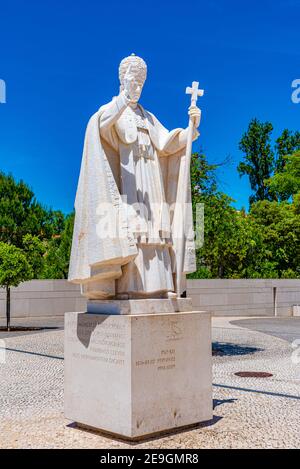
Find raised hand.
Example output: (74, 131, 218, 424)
(123, 66, 141, 102)
(188, 105, 201, 128)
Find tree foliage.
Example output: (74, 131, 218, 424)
(40, 212, 74, 279)
(0, 172, 63, 248)
(0, 172, 67, 263)
(0, 242, 33, 288)
(238, 122, 300, 205)
(266, 151, 300, 201)
(275, 130, 300, 171)
(0, 173, 69, 328)
(238, 118, 275, 204)
(190, 150, 300, 279)
(0, 241, 34, 330)
(249, 199, 300, 278)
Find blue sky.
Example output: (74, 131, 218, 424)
(0, 0, 299, 213)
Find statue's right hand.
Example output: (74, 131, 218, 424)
(123, 66, 139, 101)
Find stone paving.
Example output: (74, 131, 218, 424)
(0, 316, 300, 449)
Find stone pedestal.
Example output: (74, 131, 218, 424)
(64, 300, 212, 440)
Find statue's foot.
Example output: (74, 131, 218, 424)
(167, 291, 178, 299)
(115, 293, 129, 300)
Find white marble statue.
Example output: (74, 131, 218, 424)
(68, 54, 202, 300)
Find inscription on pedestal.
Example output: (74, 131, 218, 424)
(65, 314, 127, 367)
(136, 348, 176, 371)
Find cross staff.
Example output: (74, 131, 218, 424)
(176, 81, 204, 297)
(186, 81, 204, 108)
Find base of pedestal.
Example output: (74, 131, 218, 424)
(64, 309, 212, 439)
(87, 297, 193, 315)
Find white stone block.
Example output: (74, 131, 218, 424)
(64, 310, 212, 439)
(293, 305, 300, 317)
(87, 298, 192, 315)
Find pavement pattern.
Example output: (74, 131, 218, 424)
(0, 316, 300, 449)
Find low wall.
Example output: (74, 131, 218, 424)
(187, 279, 300, 317)
(1, 279, 300, 319)
(0, 280, 86, 319)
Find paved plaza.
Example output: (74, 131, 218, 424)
(0, 316, 300, 449)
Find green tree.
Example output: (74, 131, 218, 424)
(22, 234, 46, 275)
(275, 129, 300, 171)
(0, 172, 56, 248)
(40, 212, 74, 279)
(249, 199, 300, 278)
(190, 151, 300, 280)
(190, 153, 249, 278)
(190, 192, 263, 279)
(267, 151, 300, 201)
(0, 173, 62, 329)
(190, 152, 217, 199)
(238, 119, 275, 204)
(0, 242, 33, 330)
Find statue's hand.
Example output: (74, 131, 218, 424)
(189, 105, 201, 128)
(123, 66, 141, 102)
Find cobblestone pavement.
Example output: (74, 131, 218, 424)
(0, 316, 64, 339)
(0, 316, 300, 449)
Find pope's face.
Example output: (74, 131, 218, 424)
(131, 69, 145, 103)
(131, 80, 144, 103)
(121, 67, 145, 103)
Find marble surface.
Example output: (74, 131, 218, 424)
(68, 54, 201, 298)
(87, 297, 193, 315)
(64, 310, 212, 439)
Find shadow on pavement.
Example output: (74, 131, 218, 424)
(213, 398, 238, 409)
(213, 342, 263, 356)
(213, 383, 300, 401)
(67, 415, 223, 445)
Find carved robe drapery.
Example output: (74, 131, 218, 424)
(68, 93, 197, 298)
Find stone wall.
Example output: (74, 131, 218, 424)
(187, 279, 300, 317)
(1, 279, 300, 318)
(0, 280, 86, 318)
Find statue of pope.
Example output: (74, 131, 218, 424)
(68, 54, 201, 300)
